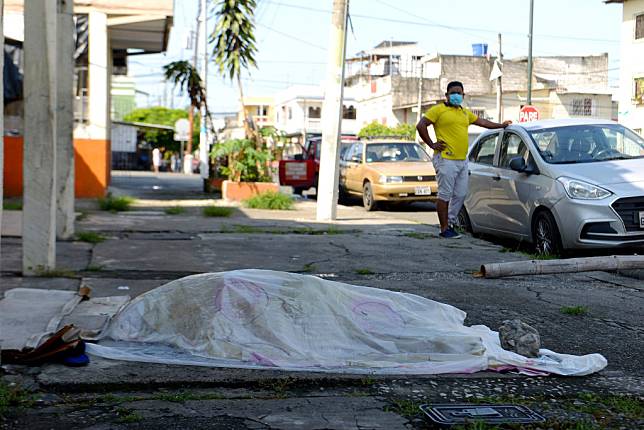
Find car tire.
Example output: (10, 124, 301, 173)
(533, 210, 563, 257)
(456, 206, 473, 233)
(362, 181, 378, 211)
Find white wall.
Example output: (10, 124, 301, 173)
(618, 0, 644, 133)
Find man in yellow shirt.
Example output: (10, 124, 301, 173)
(416, 81, 511, 238)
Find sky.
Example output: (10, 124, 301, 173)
(130, 0, 623, 114)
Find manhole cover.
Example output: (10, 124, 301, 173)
(420, 404, 546, 425)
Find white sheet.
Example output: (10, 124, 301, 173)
(89, 270, 607, 375)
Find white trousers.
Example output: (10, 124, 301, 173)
(432, 153, 469, 225)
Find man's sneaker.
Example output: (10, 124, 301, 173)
(439, 227, 462, 239)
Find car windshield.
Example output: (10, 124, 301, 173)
(365, 142, 431, 163)
(528, 124, 644, 164)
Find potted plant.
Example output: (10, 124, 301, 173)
(210, 138, 279, 201)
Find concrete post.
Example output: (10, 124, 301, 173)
(88, 11, 109, 141)
(198, 0, 209, 183)
(316, 0, 349, 222)
(0, 0, 5, 274)
(23, 0, 58, 274)
(56, 0, 75, 239)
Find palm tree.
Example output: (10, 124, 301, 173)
(163, 60, 208, 154)
(211, 0, 258, 140)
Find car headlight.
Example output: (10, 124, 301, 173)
(379, 175, 403, 184)
(557, 177, 611, 200)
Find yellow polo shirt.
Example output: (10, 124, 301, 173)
(424, 103, 478, 160)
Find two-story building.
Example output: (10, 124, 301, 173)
(273, 85, 359, 138)
(3, 0, 173, 198)
(607, 0, 644, 135)
(347, 41, 615, 140)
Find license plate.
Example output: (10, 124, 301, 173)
(415, 186, 431, 196)
(640, 211, 644, 228)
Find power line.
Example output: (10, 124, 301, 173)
(264, 1, 620, 44)
(255, 22, 327, 51)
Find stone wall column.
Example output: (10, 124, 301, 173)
(56, 0, 75, 239)
(23, 0, 58, 274)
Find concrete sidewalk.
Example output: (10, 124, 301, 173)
(1, 172, 643, 429)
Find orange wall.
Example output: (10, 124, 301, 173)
(2, 137, 111, 198)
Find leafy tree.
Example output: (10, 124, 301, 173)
(163, 61, 209, 154)
(211, 0, 257, 139)
(358, 121, 415, 141)
(123, 107, 199, 152)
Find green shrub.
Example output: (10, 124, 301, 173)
(76, 231, 106, 244)
(203, 206, 234, 217)
(2, 201, 22, 210)
(243, 191, 294, 210)
(165, 206, 185, 215)
(98, 194, 134, 212)
(358, 121, 415, 140)
(560, 305, 588, 316)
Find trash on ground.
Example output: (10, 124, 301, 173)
(420, 403, 546, 425)
(87, 269, 606, 375)
(498, 319, 541, 358)
(480, 255, 644, 278)
(0, 287, 129, 366)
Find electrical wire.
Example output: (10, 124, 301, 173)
(263, 0, 620, 44)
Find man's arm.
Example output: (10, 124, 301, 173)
(473, 117, 512, 129)
(416, 116, 446, 151)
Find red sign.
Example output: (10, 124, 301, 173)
(519, 105, 540, 123)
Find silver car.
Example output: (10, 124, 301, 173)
(460, 119, 644, 254)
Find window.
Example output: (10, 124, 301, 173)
(345, 142, 364, 162)
(469, 134, 498, 165)
(636, 14, 644, 40)
(571, 98, 593, 116)
(635, 77, 644, 104)
(256, 105, 268, 116)
(308, 106, 321, 119)
(499, 133, 529, 168)
(288, 107, 292, 120)
(342, 105, 356, 120)
(529, 124, 644, 164)
(470, 108, 486, 120)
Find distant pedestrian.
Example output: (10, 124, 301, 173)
(416, 81, 511, 239)
(170, 152, 177, 173)
(152, 147, 161, 174)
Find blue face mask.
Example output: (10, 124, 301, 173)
(449, 93, 463, 106)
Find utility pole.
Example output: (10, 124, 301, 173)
(0, 0, 4, 274)
(527, 0, 534, 105)
(198, 0, 209, 187)
(23, 0, 58, 274)
(186, 14, 200, 157)
(496, 33, 503, 122)
(415, 60, 423, 143)
(316, 0, 349, 222)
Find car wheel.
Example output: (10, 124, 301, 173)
(362, 181, 378, 211)
(456, 206, 472, 233)
(533, 211, 562, 257)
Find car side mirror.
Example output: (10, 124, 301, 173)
(509, 156, 539, 175)
(509, 156, 526, 172)
(351, 156, 361, 163)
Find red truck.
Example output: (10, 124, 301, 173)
(279, 136, 356, 195)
